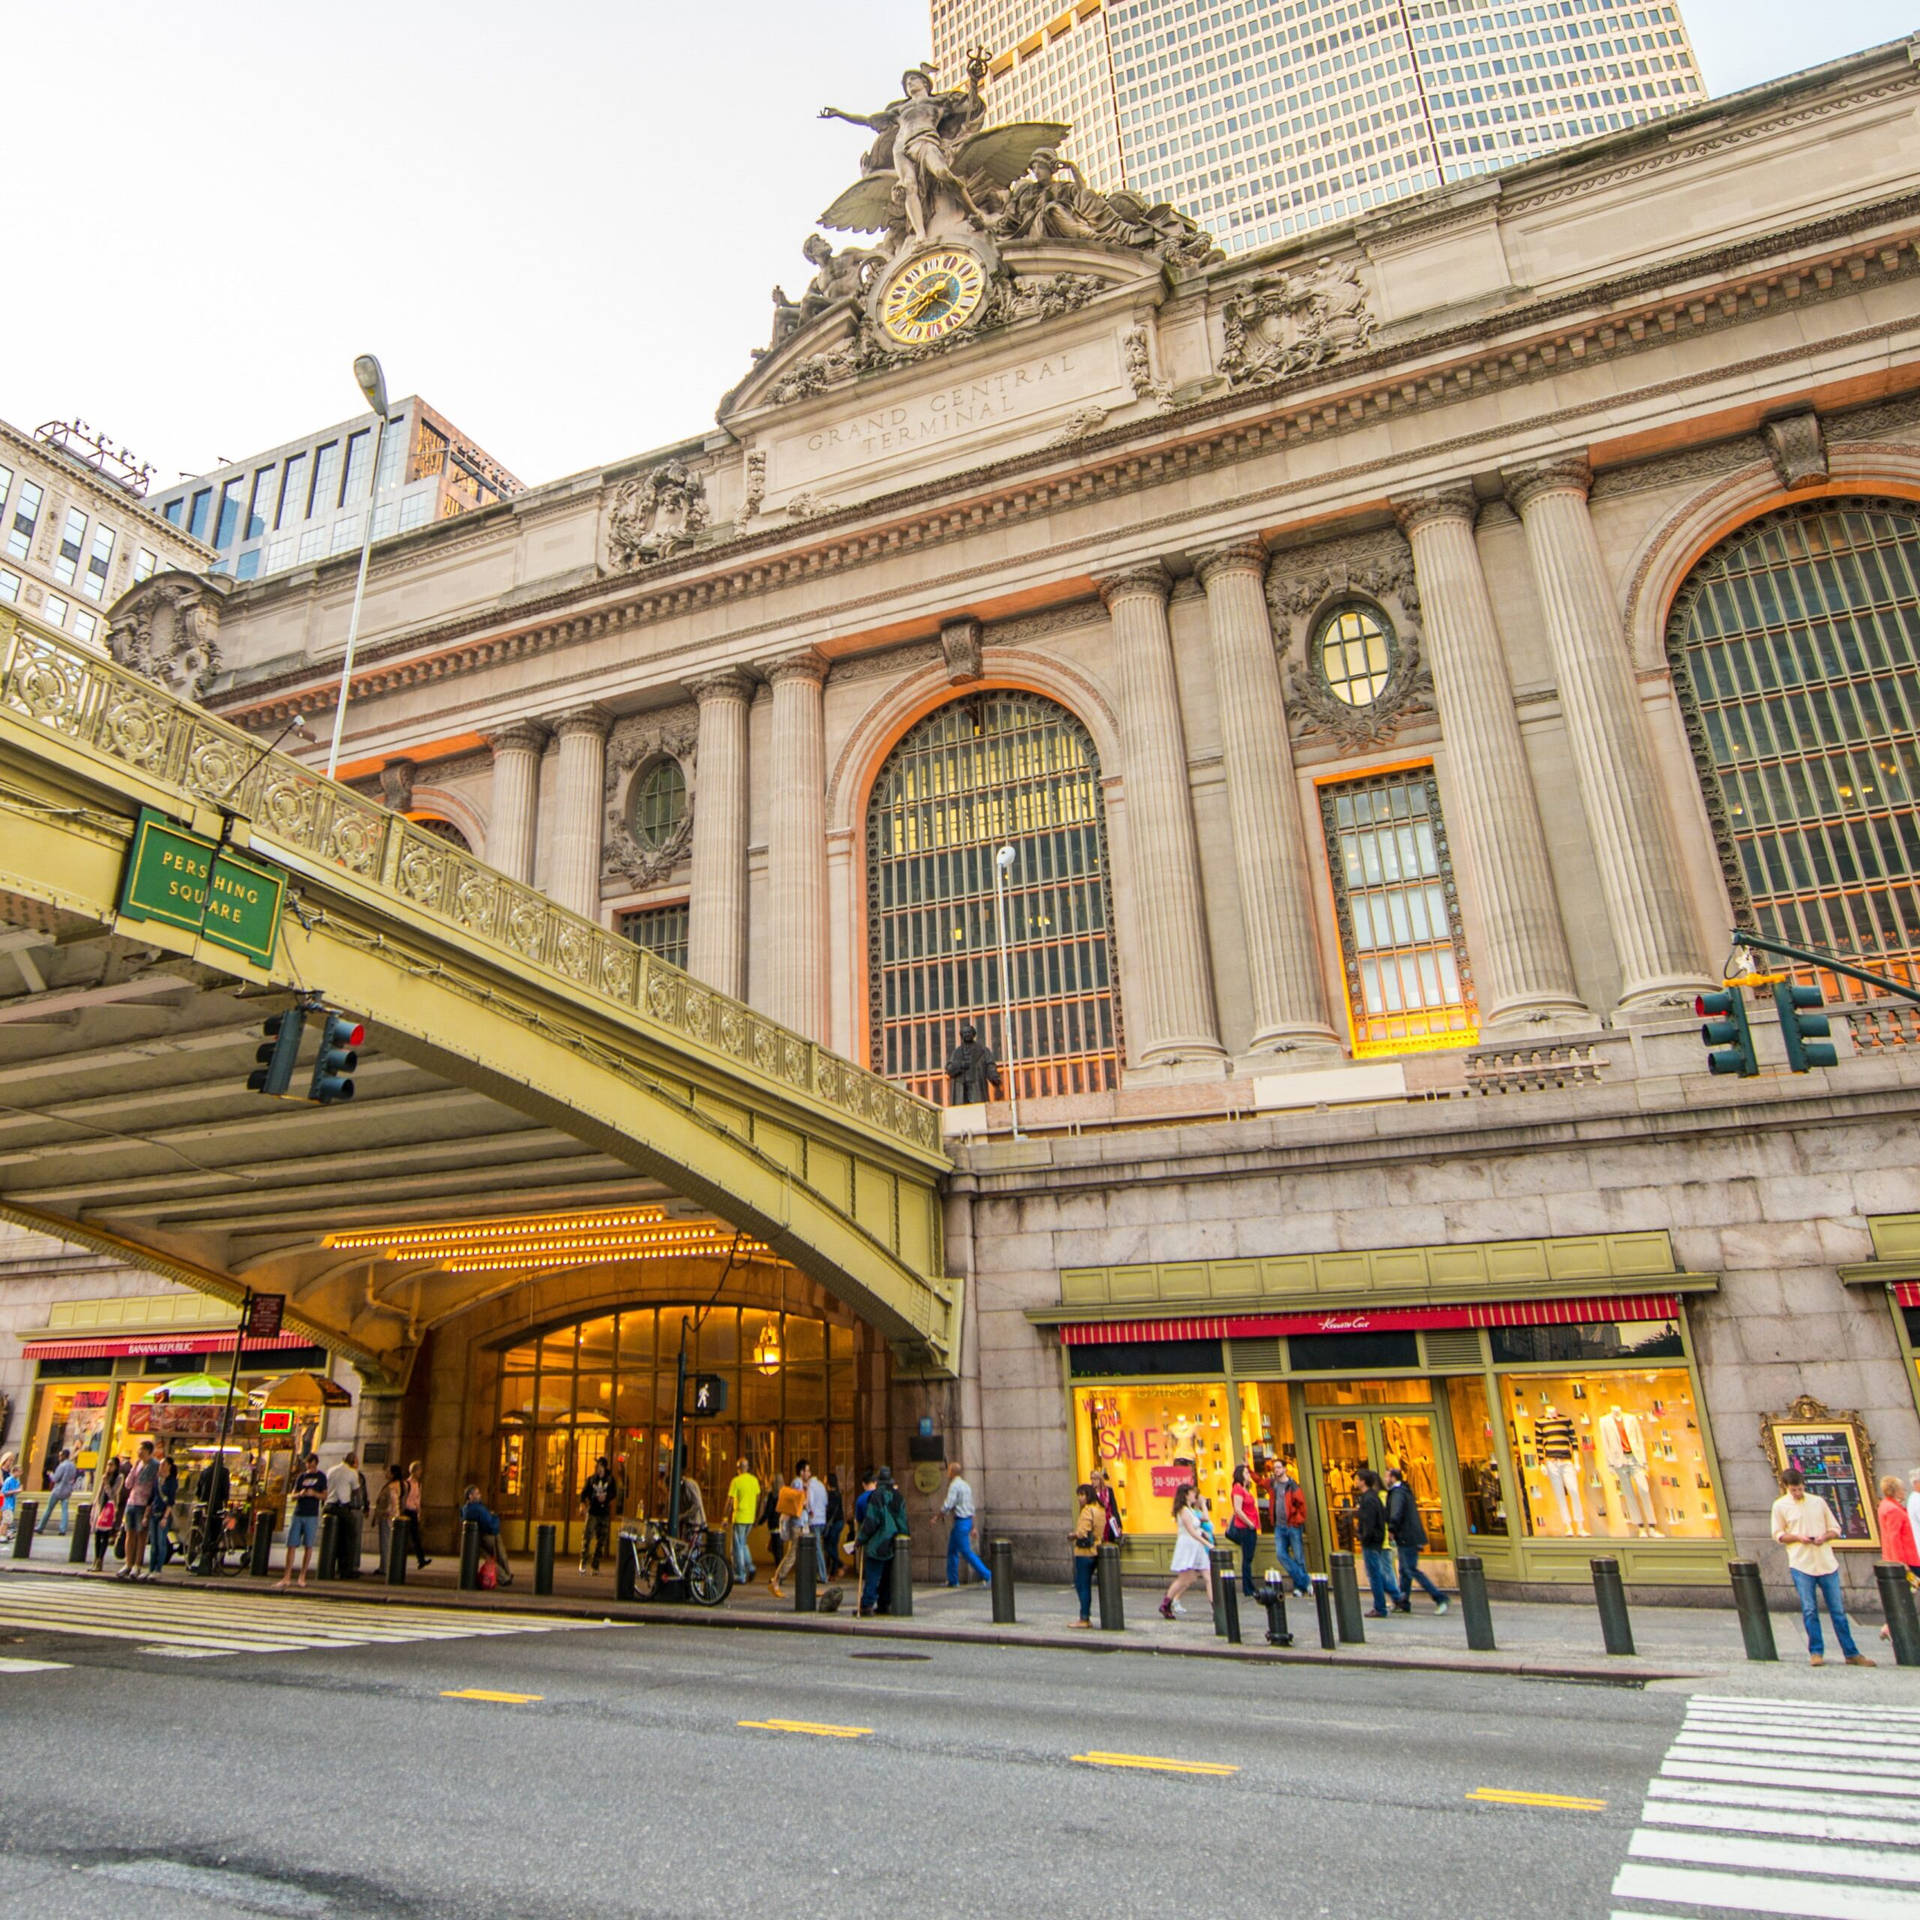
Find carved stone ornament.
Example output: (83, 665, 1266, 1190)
(742, 449, 767, 520)
(607, 460, 710, 569)
(1268, 530, 1433, 750)
(1047, 404, 1110, 448)
(108, 575, 225, 703)
(940, 616, 983, 684)
(377, 759, 416, 812)
(602, 710, 698, 888)
(1763, 410, 1828, 490)
(1218, 257, 1378, 390)
(1125, 325, 1171, 406)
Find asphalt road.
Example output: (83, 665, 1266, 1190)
(0, 1598, 1689, 1919)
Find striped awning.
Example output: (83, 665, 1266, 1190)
(22, 1330, 317, 1362)
(1895, 1282, 1920, 1309)
(1057, 1293, 1683, 1346)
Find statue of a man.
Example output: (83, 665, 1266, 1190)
(819, 55, 993, 245)
(944, 1022, 1002, 1105)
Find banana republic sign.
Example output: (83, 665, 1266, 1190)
(117, 808, 286, 969)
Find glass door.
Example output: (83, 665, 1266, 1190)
(1309, 1408, 1454, 1577)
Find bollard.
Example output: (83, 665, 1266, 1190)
(1311, 1573, 1337, 1651)
(1221, 1572, 1242, 1645)
(1329, 1551, 1365, 1644)
(317, 1512, 340, 1582)
(387, 1516, 408, 1586)
(616, 1530, 639, 1602)
(1874, 1563, 1920, 1668)
(1591, 1557, 1635, 1655)
(1095, 1542, 1125, 1631)
(891, 1535, 913, 1618)
(249, 1511, 274, 1579)
(990, 1538, 1016, 1624)
(1728, 1561, 1778, 1663)
(534, 1524, 556, 1597)
(794, 1530, 818, 1612)
(459, 1519, 481, 1592)
(1455, 1555, 1497, 1652)
(1256, 1575, 1293, 1646)
(10, 1500, 36, 1559)
(1210, 1549, 1233, 1637)
(337, 1511, 362, 1580)
(69, 1502, 92, 1564)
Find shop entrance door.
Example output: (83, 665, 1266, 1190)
(1308, 1408, 1452, 1576)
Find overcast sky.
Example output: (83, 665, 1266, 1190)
(8, 2, 1912, 492)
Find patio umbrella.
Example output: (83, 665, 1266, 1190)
(141, 1373, 233, 1402)
(254, 1371, 352, 1409)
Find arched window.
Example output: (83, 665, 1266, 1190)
(629, 758, 687, 850)
(866, 690, 1122, 1104)
(409, 814, 471, 853)
(1668, 500, 1920, 997)
(1317, 605, 1395, 707)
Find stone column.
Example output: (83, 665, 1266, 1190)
(484, 720, 548, 885)
(686, 670, 753, 999)
(762, 649, 829, 1042)
(547, 705, 611, 921)
(1095, 563, 1225, 1068)
(1194, 543, 1341, 1061)
(1390, 489, 1591, 1031)
(1503, 459, 1710, 1011)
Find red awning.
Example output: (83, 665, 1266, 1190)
(1895, 1282, 1920, 1309)
(21, 1330, 317, 1362)
(1058, 1293, 1682, 1346)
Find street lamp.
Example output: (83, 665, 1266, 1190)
(993, 842, 1024, 1139)
(324, 353, 392, 779)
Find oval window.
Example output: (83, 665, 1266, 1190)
(629, 758, 687, 850)
(1318, 607, 1394, 707)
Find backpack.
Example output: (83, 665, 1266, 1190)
(1284, 1486, 1308, 1531)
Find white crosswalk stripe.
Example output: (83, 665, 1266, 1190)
(1613, 1695, 1920, 1919)
(0, 1573, 601, 1660)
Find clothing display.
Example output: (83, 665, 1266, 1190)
(1600, 1406, 1660, 1533)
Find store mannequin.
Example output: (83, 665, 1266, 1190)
(1535, 1401, 1589, 1537)
(1600, 1404, 1660, 1536)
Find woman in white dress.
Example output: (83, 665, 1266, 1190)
(1159, 1482, 1213, 1620)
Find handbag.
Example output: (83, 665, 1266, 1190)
(775, 1484, 806, 1521)
(94, 1499, 116, 1531)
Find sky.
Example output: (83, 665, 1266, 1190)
(7, 1, 1914, 493)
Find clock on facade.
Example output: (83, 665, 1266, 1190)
(878, 248, 990, 346)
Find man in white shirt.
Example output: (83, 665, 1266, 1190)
(940, 1461, 993, 1589)
(1771, 1466, 1874, 1667)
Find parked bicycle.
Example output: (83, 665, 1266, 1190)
(630, 1518, 733, 1606)
(184, 1502, 250, 1575)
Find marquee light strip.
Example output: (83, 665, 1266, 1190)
(324, 1204, 775, 1272)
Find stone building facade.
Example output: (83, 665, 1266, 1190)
(107, 42, 1920, 1596)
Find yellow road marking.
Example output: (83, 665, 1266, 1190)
(441, 1689, 544, 1704)
(1467, 1787, 1607, 1811)
(1073, 1751, 1239, 1776)
(738, 1718, 871, 1739)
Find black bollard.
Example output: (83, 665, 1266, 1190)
(1455, 1555, 1497, 1652)
(1221, 1573, 1242, 1645)
(989, 1538, 1016, 1623)
(1728, 1561, 1778, 1663)
(317, 1512, 339, 1582)
(338, 1511, 362, 1580)
(1095, 1542, 1125, 1631)
(1256, 1575, 1293, 1646)
(534, 1525, 556, 1597)
(1591, 1557, 1635, 1655)
(616, 1530, 639, 1602)
(1329, 1551, 1365, 1644)
(1311, 1573, 1337, 1650)
(387, 1517, 408, 1586)
(10, 1500, 36, 1559)
(69, 1502, 92, 1564)
(794, 1530, 818, 1612)
(891, 1535, 913, 1618)
(1210, 1549, 1233, 1637)
(459, 1519, 481, 1592)
(249, 1511, 274, 1579)
(1874, 1563, 1920, 1668)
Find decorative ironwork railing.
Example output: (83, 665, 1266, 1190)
(0, 609, 939, 1157)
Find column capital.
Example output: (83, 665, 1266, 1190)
(1501, 457, 1593, 514)
(758, 647, 829, 687)
(1094, 559, 1173, 608)
(550, 704, 613, 741)
(1391, 484, 1480, 537)
(688, 667, 755, 706)
(1194, 540, 1268, 588)
(486, 718, 551, 756)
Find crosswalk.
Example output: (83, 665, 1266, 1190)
(0, 1572, 601, 1660)
(1612, 1694, 1920, 1919)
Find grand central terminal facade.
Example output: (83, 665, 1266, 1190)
(76, 39, 1920, 1595)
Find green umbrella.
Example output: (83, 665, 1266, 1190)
(141, 1373, 233, 1402)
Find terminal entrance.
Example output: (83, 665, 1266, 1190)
(1303, 1388, 1456, 1582)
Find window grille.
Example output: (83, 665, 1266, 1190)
(619, 902, 690, 972)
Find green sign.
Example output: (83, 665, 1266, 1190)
(118, 808, 286, 969)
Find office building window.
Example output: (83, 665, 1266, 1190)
(162, 497, 183, 526)
(214, 478, 244, 550)
(0, 569, 19, 603)
(330, 516, 361, 553)
(82, 526, 115, 600)
(617, 903, 690, 971)
(340, 429, 372, 505)
(133, 547, 158, 584)
(42, 593, 69, 629)
(399, 492, 431, 530)
(0, 463, 12, 515)
(298, 527, 327, 562)
(266, 538, 296, 572)
(374, 419, 405, 494)
(276, 452, 308, 528)
(54, 507, 87, 584)
(307, 442, 341, 519)
(235, 549, 261, 581)
(6, 481, 41, 559)
(72, 610, 98, 643)
(247, 465, 278, 540)
(1320, 765, 1477, 1056)
(185, 489, 212, 541)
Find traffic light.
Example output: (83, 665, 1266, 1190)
(306, 1013, 363, 1104)
(1774, 980, 1837, 1072)
(246, 1008, 307, 1097)
(1695, 987, 1759, 1077)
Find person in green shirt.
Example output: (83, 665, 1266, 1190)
(724, 1458, 761, 1584)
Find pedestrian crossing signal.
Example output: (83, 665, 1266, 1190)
(688, 1373, 728, 1415)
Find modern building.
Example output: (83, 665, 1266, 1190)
(4, 40, 1918, 1606)
(0, 418, 211, 650)
(149, 397, 523, 585)
(934, 0, 1706, 253)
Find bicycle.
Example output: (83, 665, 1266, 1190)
(629, 1518, 733, 1607)
(184, 1502, 250, 1575)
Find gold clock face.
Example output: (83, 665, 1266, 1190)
(879, 249, 989, 345)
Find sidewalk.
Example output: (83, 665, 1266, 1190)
(11, 1530, 1920, 1692)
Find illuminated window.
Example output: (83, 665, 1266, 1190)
(1318, 604, 1394, 705)
(867, 691, 1122, 1104)
(617, 902, 690, 972)
(1669, 500, 1920, 1001)
(629, 758, 687, 850)
(1320, 765, 1476, 1054)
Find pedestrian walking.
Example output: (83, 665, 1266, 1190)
(580, 1455, 618, 1574)
(402, 1460, 432, 1569)
(823, 1471, 847, 1576)
(802, 1461, 829, 1585)
(1270, 1461, 1312, 1596)
(1071, 1482, 1104, 1626)
(940, 1461, 993, 1589)
(1386, 1465, 1449, 1615)
(1226, 1463, 1261, 1599)
(1089, 1466, 1124, 1548)
(44, 1450, 78, 1535)
(1772, 1465, 1875, 1667)
(277, 1451, 329, 1591)
(1876, 1475, 1919, 1644)
(119, 1441, 160, 1581)
(855, 1464, 909, 1617)
(770, 1463, 811, 1600)
(90, 1458, 123, 1572)
(374, 1464, 404, 1570)
(1355, 1468, 1398, 1618)
(723, 1456, 760, 1584)
(1159, 1482, 1212, 1620)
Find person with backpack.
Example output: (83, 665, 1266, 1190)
(1386, 1464, 1448, 1614)
(1226, 1464, 1261, 1600)
(1271, 1462, 1312, 1595)
(856, 1465, 909, 1617)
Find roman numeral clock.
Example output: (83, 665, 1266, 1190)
(876, 247, 991, 347)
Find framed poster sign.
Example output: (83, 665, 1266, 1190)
(1759, 1395, 1879, 1550)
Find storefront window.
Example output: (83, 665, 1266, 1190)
(1499, 1368, 1721, 1541)
(1302, 1375, 1428, 1405)
(26, 1380, 111, 1482)
(1074, 1383, 1236, 1534)
(1236, 1384, 1299, 1529)
(1445, 1376, 1508, 1539)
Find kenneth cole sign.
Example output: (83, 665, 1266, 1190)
(118, 808, 286, 969)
